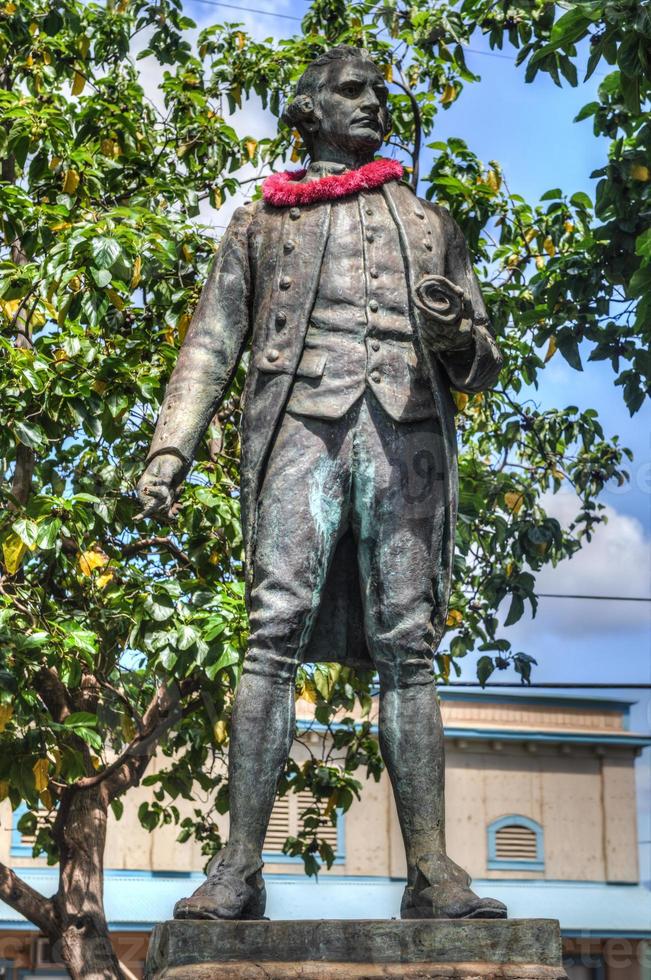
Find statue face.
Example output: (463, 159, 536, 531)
(314, 58, 388, 157)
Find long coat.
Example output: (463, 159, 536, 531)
(147, 178, 502, 668)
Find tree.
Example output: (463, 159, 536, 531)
(0, 0, 646, 977)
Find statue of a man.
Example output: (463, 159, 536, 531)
(137, 45, 506, 921)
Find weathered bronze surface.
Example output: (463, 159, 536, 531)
(137, 46, 504, 922)
(145, 919, 568, 980)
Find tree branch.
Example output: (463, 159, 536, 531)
(0, 864, 56, 936)
(394, 69, 421, 190)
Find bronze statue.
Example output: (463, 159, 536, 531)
(137, 45, 506, 921)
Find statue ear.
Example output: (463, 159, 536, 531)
(282, 93, 320, 135)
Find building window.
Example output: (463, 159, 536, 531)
(487, 815, 544, 871)
(263, 791, 344, 864)
(563, 955, 605, 980)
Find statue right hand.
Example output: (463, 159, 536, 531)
(135, 454, 185, 521)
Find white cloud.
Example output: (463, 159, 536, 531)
(512, 492, 651, 638)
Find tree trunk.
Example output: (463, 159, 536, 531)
(52, 786, 123, 980)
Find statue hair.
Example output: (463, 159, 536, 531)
(282, 45, 391, 156)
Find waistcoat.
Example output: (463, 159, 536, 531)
(286, 187, 435, 422)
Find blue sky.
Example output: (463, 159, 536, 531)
(171, 0, 651, 878)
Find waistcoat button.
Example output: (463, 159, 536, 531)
(279, 276, 292, 289)
(284, 241, 295, 253)
(289, 208, 300, 220)
(415, 210, 425, 219)
(371, 340, 380, 352)
(370, 371, 381, 383)
(266, 349, 280, 362)
(369, 299, 379, 312)
(366, 231, 375, 243)
(370, 269, 379, 278)
(275, 311, 287, 327)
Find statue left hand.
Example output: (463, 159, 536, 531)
(413, 274, 474, 353)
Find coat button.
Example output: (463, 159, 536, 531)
(266, 349, 280, 362)
(283, 241, 295, 253)
(371, 340, 380, 352)
(369, 299, 379, 312)
(275, 311, 287, 328)
(366, 231, 375, 243)
(415, 210, 425, 219)
(370, 268, 379, 278)
(370, 371, 381, 383)
(289, 207, 300, 220)
(279, 276, 292, 289)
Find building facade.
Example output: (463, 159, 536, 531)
(0, 691, 649, 978)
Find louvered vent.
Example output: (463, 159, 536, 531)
(263, 792, 340, 855)
(263, 795, 290, 853)
(494, 823, 538, 861)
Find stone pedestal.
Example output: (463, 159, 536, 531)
(145, 918, 567, 980)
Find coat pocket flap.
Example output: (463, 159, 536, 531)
(295, 348, 327, 379)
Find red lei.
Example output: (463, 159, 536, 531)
(262, 158, 404, 207)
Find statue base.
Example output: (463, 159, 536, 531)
(145, 918, 567, 980)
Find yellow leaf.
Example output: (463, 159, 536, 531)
(49, 156, 61, 171)
(33, 757, 49, 793)
(100, 138, 115, 157)
(451, 390, 469, 412)
(504, 491, 524, 514)
(2, 533, 27, 574)
(39, 788, 53, 809)
(236, 31, 245, 50)
(524, 227, 537, 243)
(446, 609, 463, 628)
(210, 186, 222, 209)
(485, 167, 501, 193)
(543, 236, 556, 257)
(535, 255, 545, 270)
(213, 719, 229, 745)
(62, 169, 80, 194)
(130, 254, 142, 289)
(107, 288, 125, 311)
(631, 164, 649, 182)
(441, 83, 457, 105)
(71, 71, 85, 96)
(121, 714, 136, 741)
(181, 244, 192, 263)
(177, 313, 191, 342)
(0, 704, 13, 732)
(0, 298, 20, 322)
(78, 547, 109, 577)
(437, 654, 451, 683)
(506, 253, 520, 268)
(117, 0, 129, 11)
(544, 336, 557, 363)
(28, 20, 37, 33)
(301, 678, 318, 704)
(505, 562, 513, 577)
(96, 567, 116, 589)
(164, 327, 175, 345)
(563, 220, 574, 234)
(290, 141, 302, 163)
(43, 50, 51, 65)
(244, 138, 257, 161)
(92, 379, 107, 395)
(0, 781, 9, 802)
(51, 220, 71, 232)
(383, 63, 393, 83)
(3, 3, 17, 15)
(79, 36, 90, 58)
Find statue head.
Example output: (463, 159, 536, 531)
(283, 45, 391, 164)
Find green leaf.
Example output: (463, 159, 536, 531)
(13, 420, 45, 450)
(92, 237, 121, 269)
(90, 267, 112, 288)
(476, 656, 495, 687)
(12, 519, 39, 549)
